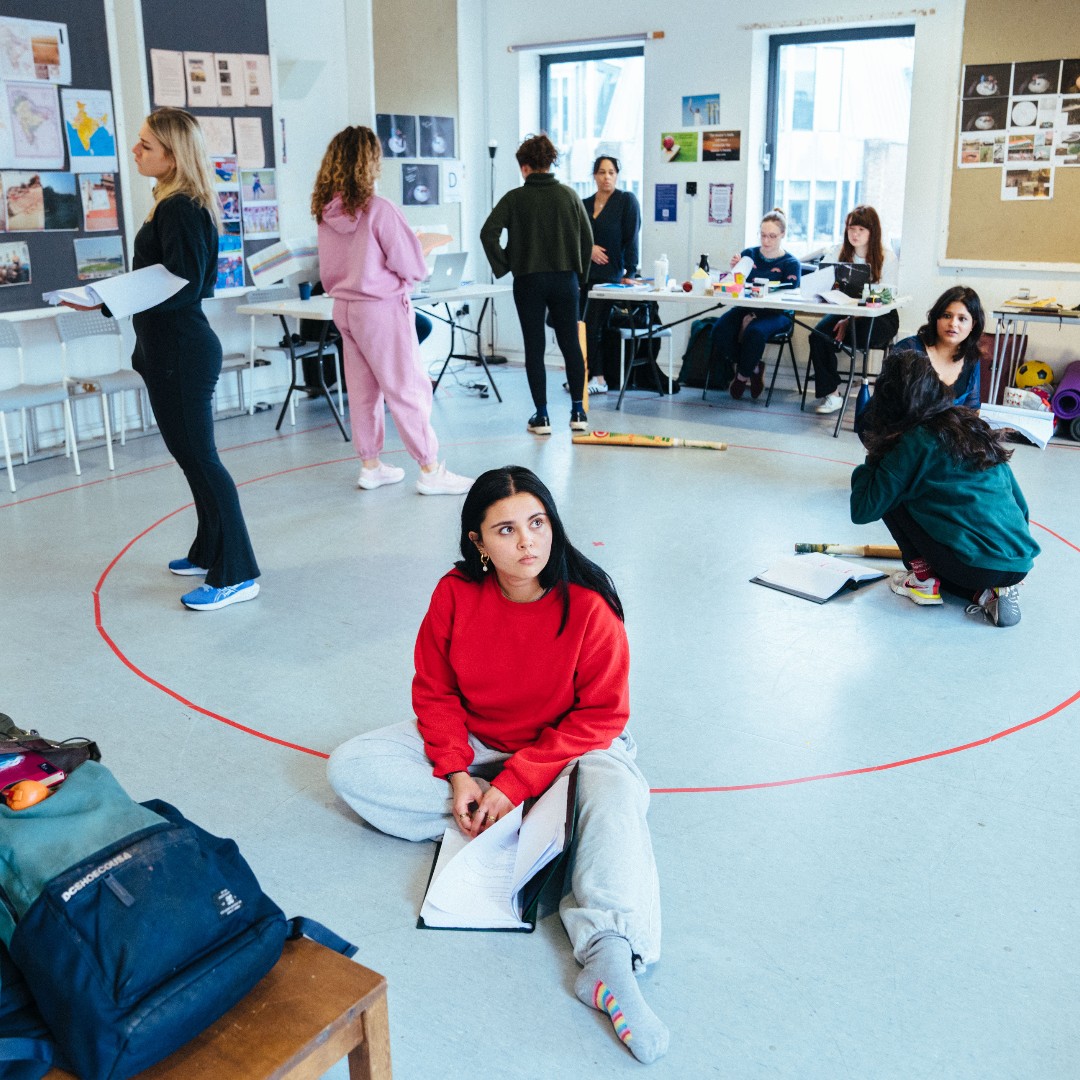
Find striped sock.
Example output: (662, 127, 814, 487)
(574, 935, 669, 1064)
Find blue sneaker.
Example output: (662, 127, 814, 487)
(169, 558, 208, 577)
(181, 580, 260, 611)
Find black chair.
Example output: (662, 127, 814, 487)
(801, 337, 895, 436)
(702, 327, 800, 405)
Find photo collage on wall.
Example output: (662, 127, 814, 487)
(376, 113, 457, 207)
(958, 58, 1080, 201)
(212, 157, 277, 288)
(0, 15, 123, 288)
(149, 48, 274, 289)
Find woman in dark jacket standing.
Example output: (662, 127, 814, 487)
(481, 134, 593, 435)
(129, 109, 260, 610)
(580, 156, 641, 394)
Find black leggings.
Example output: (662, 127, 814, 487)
(809, 309, 899, 397)
(882, 505, 1025, 598)
(513, 270, 586, 410)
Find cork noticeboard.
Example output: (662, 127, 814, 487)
(946, 0, 1080, 265)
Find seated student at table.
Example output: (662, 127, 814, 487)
(579, 155, 642, 394)
(809, 205, 900, 414)
(327, 466, 667, 1063)
(709, 208, 801, 400)
(851, 349, 1037, 626)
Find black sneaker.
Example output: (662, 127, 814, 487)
(570, 407, 589, 431)
(527, 412, 552, 435)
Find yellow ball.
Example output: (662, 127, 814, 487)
(1016, 360, 1053, 388)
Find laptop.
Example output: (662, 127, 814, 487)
(412, 252, 467, 298)
(823, 261, 872, 299)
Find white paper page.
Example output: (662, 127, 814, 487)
(44, 264, 187, 320)
(978, 404, 1053, 450)
(717, 255, 755, 283)
(241, 54, 273, 107)
(511, 773, 570, 894)
(213, 54, 244, 108)
(150, 49, 186, 107)
(200, 116, 234, 155)
(184, 52, 218, 109)
(792, 265, 835, 300)
(753, 554, 882, 600)
(421, 805, 526, 928)
(0, 18, 71, 84)
(234, 117, 266, 169)
(246, 237, 319, 288)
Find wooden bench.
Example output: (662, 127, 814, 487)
(46, 936, 391, 1079)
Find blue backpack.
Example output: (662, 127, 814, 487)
(0, 758, 353, 1080)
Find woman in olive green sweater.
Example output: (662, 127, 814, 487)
(850, 349, 1039, 627)
(481, 134, 593, 435)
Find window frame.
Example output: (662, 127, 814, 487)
(763, 24, 915, 218)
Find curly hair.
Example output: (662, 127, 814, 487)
(861, 349, 1011, 470)
(515, 134, 558, 171)
(837, 205, 886, 283)
(311, 126, 381, 222)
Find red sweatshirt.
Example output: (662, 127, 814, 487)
(412, 571, 630, 806)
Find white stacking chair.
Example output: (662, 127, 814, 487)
(0, 319, 81, 493)
(56, 311, 148, 472)
(220, 286, 301, 416)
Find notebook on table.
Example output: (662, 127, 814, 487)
(411, 252, 468, 300)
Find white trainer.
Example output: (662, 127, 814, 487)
(357, 462, 405, 490)
(587, 377, 608, 395)
(815, 393, 844, 414)
(416, 463, 474, 496)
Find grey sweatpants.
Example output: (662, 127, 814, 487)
(327, 720, 661, 967)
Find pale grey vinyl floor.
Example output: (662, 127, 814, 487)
(2, 362, 1078, 1080)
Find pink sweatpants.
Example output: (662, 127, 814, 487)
(333, 295, 440, 465)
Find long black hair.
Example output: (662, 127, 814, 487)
(918, 285, 985, 381)
(455, 466, 624, 631)
(861, 350, 1011, 469)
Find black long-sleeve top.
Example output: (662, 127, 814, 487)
(581, 187, 641, 283)
(129, 194, 220, 371)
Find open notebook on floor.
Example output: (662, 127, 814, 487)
(411, 251, 467, 300)
(417, 766, 577, 932)
(751, 553, 886, 604)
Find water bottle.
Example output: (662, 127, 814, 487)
(653, 254, 668, 292)
(855, 379, 872, 423)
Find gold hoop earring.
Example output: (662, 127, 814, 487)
(480, 552, 489, 572)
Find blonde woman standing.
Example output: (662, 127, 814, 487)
(312, 126, 472, 496)
(106, 109, 260, 610)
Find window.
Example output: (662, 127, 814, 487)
(539, 47, 644, 200)
(764, 26, 914, 260)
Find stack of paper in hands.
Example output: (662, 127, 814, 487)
(418, 768, 576, 931)
(43, 265, 188, 319)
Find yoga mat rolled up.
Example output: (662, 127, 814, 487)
(1051, 360, 1080, 419)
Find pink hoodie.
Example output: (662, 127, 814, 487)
(317, 194, 427, 302)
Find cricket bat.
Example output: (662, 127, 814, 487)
(572, 431, 727, 450)
(793, 543, 902, 558)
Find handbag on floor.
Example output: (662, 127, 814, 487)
(0, 743, 355, 1080)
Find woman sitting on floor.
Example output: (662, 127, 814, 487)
(850, 349, 1039, 626)
(327, 465, 667, 1063)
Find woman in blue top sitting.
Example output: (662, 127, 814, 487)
(890, 285, 984, 408)
(709, 208, 802, 400)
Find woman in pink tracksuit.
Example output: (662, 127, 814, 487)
(312, 126, 472, 495)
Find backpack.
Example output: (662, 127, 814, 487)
(678, 317, 724, 389)
(0, 744, 354, 1080)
